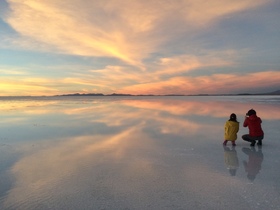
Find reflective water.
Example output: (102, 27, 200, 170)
(0, 96, 280, 209)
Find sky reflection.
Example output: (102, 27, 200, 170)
(0, 96, 280, 209)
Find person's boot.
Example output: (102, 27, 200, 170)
(257, 140, 262, 146)
(250, 140, 256, 147)
(223, 140, 228, 146)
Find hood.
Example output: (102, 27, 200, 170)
(248, 114, 259, 121)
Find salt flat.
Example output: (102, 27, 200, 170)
(0, 96, 280, 210)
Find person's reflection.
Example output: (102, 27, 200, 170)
(223, 146, 239, 176)
(242, 147, 264, 181)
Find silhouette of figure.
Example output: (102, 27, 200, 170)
(242, 147, 264, 181)
(223, 146, 239, 176)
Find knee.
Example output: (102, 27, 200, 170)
(242, 134, 250, 141)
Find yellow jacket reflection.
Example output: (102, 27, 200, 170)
(224, 147, 239, 176)
(224, 121, 239, 141)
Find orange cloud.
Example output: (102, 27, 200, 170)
(119, 71, 280, 95)
(153, 53, 234, 76)
(1, 0, 276, 96)
(5, 0, 158, 66)
(61, 52, 235, 94)
(5, 0, 271, 65)
(0, 79, 58, 96)
(183, 0, 270, 26)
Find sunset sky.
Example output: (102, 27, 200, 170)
(0, 0, 280, 96)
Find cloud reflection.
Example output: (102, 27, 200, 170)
(1, 96, 279, 208)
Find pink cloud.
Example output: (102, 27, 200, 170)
(119, 71, 280, 95)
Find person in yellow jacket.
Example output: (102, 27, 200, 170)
(223, 113, 239, 146)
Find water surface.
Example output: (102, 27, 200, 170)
(0, 96, 280, 209)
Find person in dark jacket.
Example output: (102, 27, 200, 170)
(242, 109, 264, 147)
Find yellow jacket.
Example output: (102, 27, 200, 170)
(224, 121, 239, 141)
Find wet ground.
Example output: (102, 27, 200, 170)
(0, 96, 280, 210)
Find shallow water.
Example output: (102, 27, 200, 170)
(0, 96, 280, 210)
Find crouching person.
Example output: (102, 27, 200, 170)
(224, 113, 239, 146)
(242, 109, 264, 147)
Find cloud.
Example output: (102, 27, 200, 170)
(5, 0, 160, 66)
(153, 52, 234, 76)
(0, 78, 59, 96)
(1, 0, 277, 96)
(119, 71, 280, 95)
(66, 52, 236, 92)
(0, 68, 28, 75)
(4, 0, 271, 66)
(1, 64, 279, 96)
(181, 0, 269, 26)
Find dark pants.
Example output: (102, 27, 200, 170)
(242, 134, 263, 141)
(242, 134, 264, 146)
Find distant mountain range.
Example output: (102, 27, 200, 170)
(56, 90, 280, 97)
(1, 90, 279, 98)
(238, 90, 280, 95)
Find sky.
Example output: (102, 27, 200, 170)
(0, 0, 280, 96)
